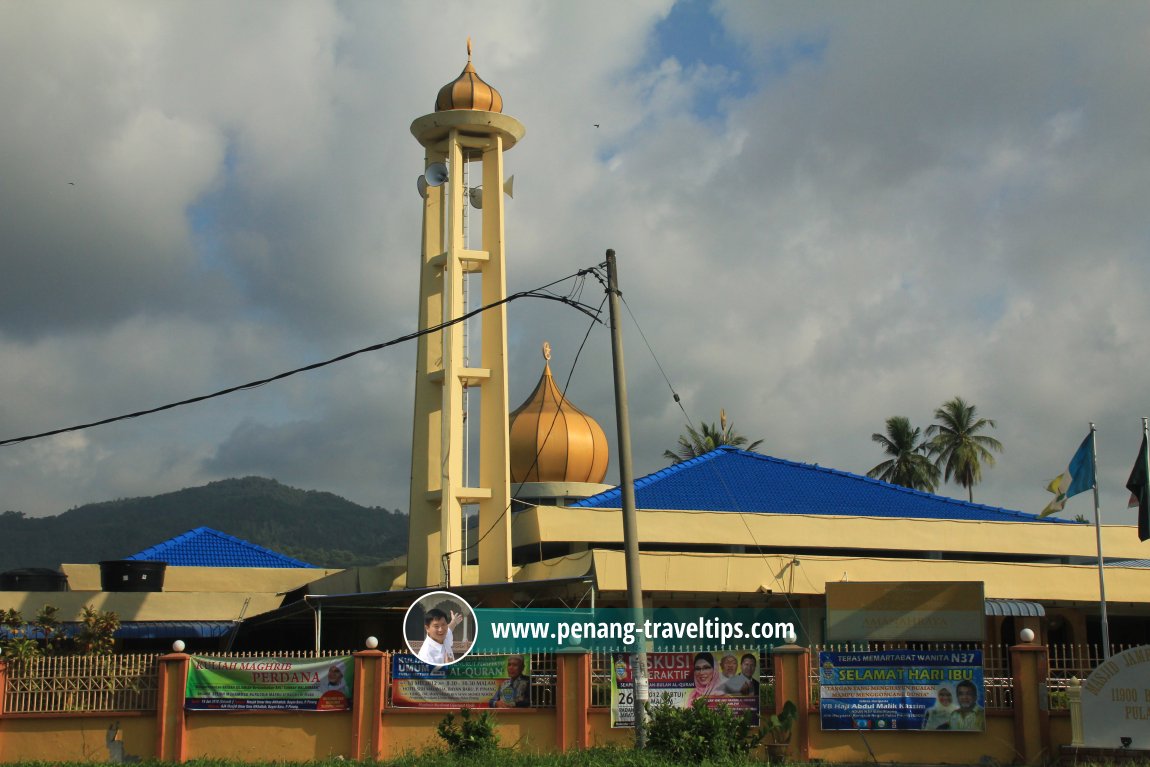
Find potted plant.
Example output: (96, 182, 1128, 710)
(764, 699, 798, 764)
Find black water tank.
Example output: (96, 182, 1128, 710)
(99, 560, 167, 592)
(0, 567, 69, 591)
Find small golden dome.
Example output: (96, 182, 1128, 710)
(509, 343, 609, 484)
(435, 39, 503, 113)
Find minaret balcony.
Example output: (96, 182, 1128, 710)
(427, 368, 491, 387)
(427, 248, 490, 271)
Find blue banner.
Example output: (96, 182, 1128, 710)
(818, 650, 985, 731)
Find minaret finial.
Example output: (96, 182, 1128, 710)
(542, 341, 551, 361)
(467, 36, 472, 60)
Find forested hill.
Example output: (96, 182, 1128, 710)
(0, 477, 408, 572)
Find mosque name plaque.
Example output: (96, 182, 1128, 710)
(825, 581, 984, 642)
(1080, 645, 1150, 749)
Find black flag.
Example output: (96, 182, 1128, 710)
(1126, 435, 1150, 542)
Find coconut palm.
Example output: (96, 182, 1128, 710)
(925, 396, 1004, 502)
(866, 416, 940, 492)
(664, 409, 763, 464)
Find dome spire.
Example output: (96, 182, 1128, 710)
(435, 39, 503, 113)
(508, 343, 609, 484)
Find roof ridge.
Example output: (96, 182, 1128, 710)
(126, 527, 317, 567)
(571, 447, 1061, 523)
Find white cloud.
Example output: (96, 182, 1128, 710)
(1, 0, 1149, 534)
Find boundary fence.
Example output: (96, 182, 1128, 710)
(2, 643, 1125, 715)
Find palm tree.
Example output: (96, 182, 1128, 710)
(664, 409, 764, 464)
(866, 416, 940, 492)
(924, 396, 1004, 502)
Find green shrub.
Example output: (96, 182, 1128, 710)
(436, 707, 500, 755)
(645, 695, 763, 763)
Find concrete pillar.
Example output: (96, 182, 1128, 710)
(1010, 642, 1051, 765)
(555, 650, 591, 750)
(155, 651, 189, 763)
(771, 644, 810, 762)
(1066, 676, 1084, 747)
(351, 649, 388, 760)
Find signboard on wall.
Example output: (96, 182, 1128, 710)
(390, 654, 533, 708)
(825, 581, 985, 642)
(610, 650, 761, 728)
(819, 649, 985, 731)
(1079, 644, 1150, 749)
(185, 655, 353, 711)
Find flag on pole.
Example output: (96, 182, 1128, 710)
(1125, 435, 1149, 542)
(1041, 434, 1094, 517)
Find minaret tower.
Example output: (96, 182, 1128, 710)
(407, 43, 524, 588)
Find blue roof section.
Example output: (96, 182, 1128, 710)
(126, 527, 317, 568)
(571, 447, 1068, 523)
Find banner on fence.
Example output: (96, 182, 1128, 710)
(390, 653, 533, 708)
(185, 655, 353, 711)
(818, 649, 984, 731)
(610, 650, 761, 728)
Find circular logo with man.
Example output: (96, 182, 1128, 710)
(403, 591, 477, 666)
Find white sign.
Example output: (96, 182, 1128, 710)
(1080, 645, 1150, 749)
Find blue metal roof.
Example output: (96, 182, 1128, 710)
(126, 527, 317, 568)
(571, 447, 1068, 523)
(3, 621, 234, 640)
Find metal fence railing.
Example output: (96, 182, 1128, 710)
(4, 654, 161, 714)
(1, 644, 1133, 715)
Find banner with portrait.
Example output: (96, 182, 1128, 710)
(818, 649, 985, 731)
(390, 653, 533, 709)
(610, 650, 762, 728)
(185, 655, 353, 711)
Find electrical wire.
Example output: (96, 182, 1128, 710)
(613, 285, 803, 626)
(0, 270, 601, 448)
(443, 292, 608, 575)
(619, 294, 691, 426)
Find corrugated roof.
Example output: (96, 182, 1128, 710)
(571, 447, 1070, 523)
(126, 527, 317, 568)
(985, 599, 1046, 617)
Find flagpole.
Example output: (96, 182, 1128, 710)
(1089, 422, 1112, 660)
(1141, 417, 1150, 541)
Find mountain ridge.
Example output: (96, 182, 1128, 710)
(0, 477, 408, 572)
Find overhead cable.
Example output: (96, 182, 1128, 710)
(0, 270, 601, 448)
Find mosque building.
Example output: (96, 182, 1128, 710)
(236, 48, 1150, 654)
(6, 48, 1147, 656)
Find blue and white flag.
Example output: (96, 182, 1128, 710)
(1041, 434, 1094, 517)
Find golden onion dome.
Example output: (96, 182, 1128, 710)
(435, 38, 503, 113)
(509, 343, 609, 484)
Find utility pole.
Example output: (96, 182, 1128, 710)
(604, 249, 649, 747)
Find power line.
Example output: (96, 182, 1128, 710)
(0, 270, 601, 448)
(447, 292, 609, 573)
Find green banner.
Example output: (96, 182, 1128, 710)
(185, 655, 354, 711)
(473, 607, 799, 653)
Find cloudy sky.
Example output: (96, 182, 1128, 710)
(2, 1, 1148, 532)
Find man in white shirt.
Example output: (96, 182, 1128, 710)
(416, 607, 463, 666)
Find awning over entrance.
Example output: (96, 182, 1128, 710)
(984, 598, 1046, 618)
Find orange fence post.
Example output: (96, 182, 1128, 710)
(772, 643, 811, 762)
(155, 650, 190, 763)
(0, 659, 8, 718)
(576, 652, 591, 749)
(555, 648, 590, 750)
(1011, 641, 1050, 765)
(352, 647, 387, 760)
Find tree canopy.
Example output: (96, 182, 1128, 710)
(925, 396, 1004, 502)
(664, 409, 763, 464)
(867, 416, 940, 493)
